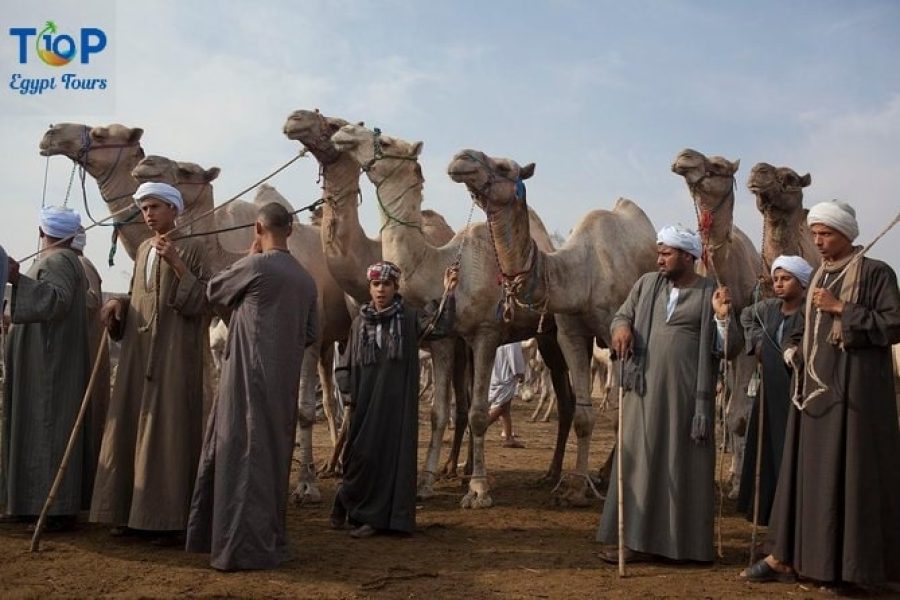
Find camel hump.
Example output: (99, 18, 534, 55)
(254, 183, 296, 214)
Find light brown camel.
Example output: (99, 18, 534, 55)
(331, 124, 577, 508)
(746, 162, 819, 279)
(39, 123, 147, 260)
(672, 148, 762, 495)
(448, 149, 658, 504)
(283, 109, 471, 498)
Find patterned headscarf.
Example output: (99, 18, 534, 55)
(367, 261, 401, 283)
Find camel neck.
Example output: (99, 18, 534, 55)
(762, 203, 805, 269)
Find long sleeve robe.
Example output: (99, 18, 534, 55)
(185, 250, 318, 571)
(334, 295, 455, 534)
(1, 249, 90, 516)
(767, 257, 900, 585)
(90, 237, 209, 531)
(736, 298, 802, 526)
(597, 272, 740, 562)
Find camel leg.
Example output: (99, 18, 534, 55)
(529, 390, 548, 422)
(552, 325, 597, 507)
(460, 331, 500, 509)
(292, 346, 322, 505)
(440, 339, 471, 478)
(535, 333, 574, 486)
(541, 394, 555, 422)
(317, 343, 339, 448)
(418, 339, 455, 500)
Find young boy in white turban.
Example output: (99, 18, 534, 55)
(90, 182, 210, 546)
(736, 255, 812, 527)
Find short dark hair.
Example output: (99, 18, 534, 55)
(257, 202, 292, 230)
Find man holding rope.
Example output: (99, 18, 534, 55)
(1, 207, 90, 532)
(743, 200, 900, 588)
(90, 182, 210, 546)
(186, 202, 318, 571)
(598, 225, 740, 564)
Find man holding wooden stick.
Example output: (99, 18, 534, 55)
(1, 207, 90, 532)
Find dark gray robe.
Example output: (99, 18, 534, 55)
(597, 272, 740, 562)
(736, 298, 802, 525)
(185, 250, 317, 571)
(768, 258, 900, 585)
(1, 249, 90, 516)
(334, 295, 455, 534)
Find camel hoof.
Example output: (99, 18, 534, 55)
(416, 483, 437, 501)
(460, 490, 494, 509)
(535, 471, 562, 487)
(291, 482, 322, 506)
(550, 475, 598, 508)
(438, 461, 459, 480)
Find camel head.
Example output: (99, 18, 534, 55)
(671, 148, 739, 209)
(283, 108, 350, 163)
(253, 183, 299, 224)
(175, 162, 220, 186)
(132, 155, 179, 185)
(447, 149, 535, 213)
(747, 162, 810, 215)
(39, 123, 144, 172)
(331, 123, 423, 175)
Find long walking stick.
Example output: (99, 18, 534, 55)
(749, 373, 765, 566)
(31, 332, 109, 552)
(617, 359, 626, 577)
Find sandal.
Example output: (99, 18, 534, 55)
(741, 559, 796, 583)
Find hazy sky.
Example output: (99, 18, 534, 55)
(2, 1, 898, 292)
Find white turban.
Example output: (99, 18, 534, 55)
(40, 206, 82, 239)
(807, 199, 858, 242)
(771, 254, 813, 288)
(71, 227, 87, 252)
(134, 182, 184, 215)
(657, 224, 702, 259)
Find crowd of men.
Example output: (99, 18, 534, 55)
(1, 187, 898, 589)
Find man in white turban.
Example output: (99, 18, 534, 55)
(806, 199, 859, 243)
(1, 206, 91, 531)
(90, 178, 209, 545)
(598, 225, 739, 563)
(743, 200, 900, 586)
(770, 255, 813, 289)
(134, 181, 184, 215)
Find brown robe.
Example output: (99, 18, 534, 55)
(90, 236, 209, 531)
(768, 257, 900, 584)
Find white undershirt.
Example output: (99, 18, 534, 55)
(144, 247, 158, 287)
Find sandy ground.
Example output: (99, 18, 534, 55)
(0, 400, 893, 599)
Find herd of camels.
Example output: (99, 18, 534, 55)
(37, 109, 892, 512)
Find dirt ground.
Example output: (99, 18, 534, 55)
(0, 401, 887, 599)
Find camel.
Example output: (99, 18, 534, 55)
(331, 124, 577, 508)
(671, 148, 763, 495)
(447, 149, 658, 504)
(283, 109, 472, 497)
(746, 162, 819, 279)
(39, 123, 148, 261)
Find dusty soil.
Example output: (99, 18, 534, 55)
(0, 401, 881, 599)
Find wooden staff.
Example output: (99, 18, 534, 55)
(617, 359, 626, 577)
(749, 372, 765, 566)
(31, 332, 109, 552)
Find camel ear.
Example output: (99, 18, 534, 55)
(128, 128, 144, 144)
(799, 173, 811, 187)
(520, 163, 536, 180)
(204, 167, 221, 182)
(411, 141, 423, 157)
(729, 158, 740, 174)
